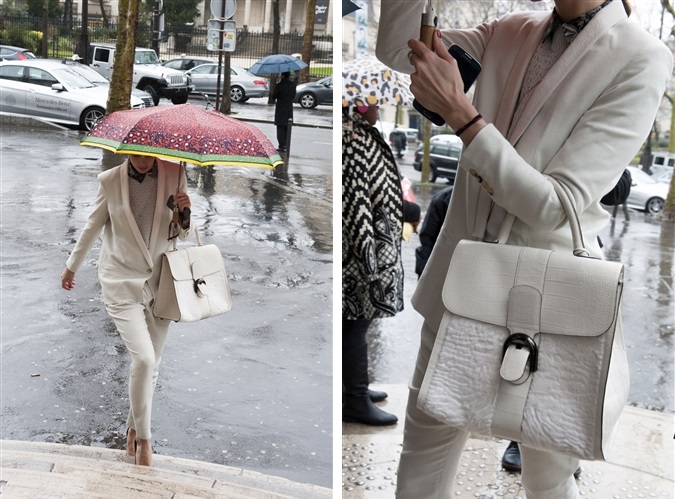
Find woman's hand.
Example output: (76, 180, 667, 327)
(408, 32, 483, 135)
(175, 190, 191, 228)
(61, 268, 76, 290)
(175, 190, 191, 212)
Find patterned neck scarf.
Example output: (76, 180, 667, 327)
(543, 0, 613, 45)
(128, 160, 158, 183)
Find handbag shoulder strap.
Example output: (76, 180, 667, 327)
(496, 176, 589, 257)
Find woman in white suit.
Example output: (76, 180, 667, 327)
(61, 155, 192, 466)
(376, 0, 672, 496)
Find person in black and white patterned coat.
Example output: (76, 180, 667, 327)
(342, 104, 420, 426)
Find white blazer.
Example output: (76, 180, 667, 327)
(376, 0, 673, 330)
(66, 158, 192, 305)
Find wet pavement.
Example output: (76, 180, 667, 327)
(0, 105, 334, 489)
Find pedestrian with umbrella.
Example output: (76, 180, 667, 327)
(60, 154, 192, 467)
(249, 54, 308, 154)
(60, 104, 282, 467)
(273, 71, 297, 153)
(342, 58, 419, 426)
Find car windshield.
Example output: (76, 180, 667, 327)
(135, 50, 160, 64)
(630, 168, 656, 184)
(51, 68, 97, 89)
(68, 64, 109, 84)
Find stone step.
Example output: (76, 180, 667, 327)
(1, 440, 331, 498)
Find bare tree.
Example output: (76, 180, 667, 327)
(299, 0, 316, 84)
(267, 0, 281, 104)
(435, 0, 547, 29)
(106, 0, 141, 113)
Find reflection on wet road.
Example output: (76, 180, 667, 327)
(0, 127, 333, 487)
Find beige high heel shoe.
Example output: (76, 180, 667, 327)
(135, 438, 153, 467)
(125, 428, 136, 458)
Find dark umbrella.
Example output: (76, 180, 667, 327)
(79, 104, 282, 168)
(343, 0, 360, 16)
(248, 54, 308, 75)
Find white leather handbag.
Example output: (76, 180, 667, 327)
(417, 177, 629, 461)
(153, 225, 232, 322)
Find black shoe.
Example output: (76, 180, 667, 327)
(501, 441, 521, 472)
(368, 389, 388, 403)
(343, 395, 398, 426)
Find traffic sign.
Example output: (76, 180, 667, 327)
(207, 20, 237, 52)
(210, 0, 236, 19)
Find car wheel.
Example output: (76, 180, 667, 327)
(230, 86, 245, 102)
(171, 94, 189, 105)
(144, 85, 160, 106)
(646, 197, 664, 214)
(80, 106, 105, 131)
(299, 92, 317, 109)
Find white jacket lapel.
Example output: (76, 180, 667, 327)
(507, 0, 627, 145)
(147, 160, 168, 256)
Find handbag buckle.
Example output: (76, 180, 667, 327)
(502, 333, 538, 373)
(194, 278, 207, 297)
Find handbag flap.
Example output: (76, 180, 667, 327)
(443, 240, 624, 337)
(164, 245, 224, 281)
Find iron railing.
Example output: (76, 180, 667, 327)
(0, 15, 333, 79)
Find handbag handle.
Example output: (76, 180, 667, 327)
(169, 162, 203, 252)
(496, 176, 590, 257)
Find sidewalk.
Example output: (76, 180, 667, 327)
(342, 384, 674, 497)
(0, 440, 332, 498)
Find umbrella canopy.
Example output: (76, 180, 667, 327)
(80, 104, 283, 168)
(248, 54, 308, 75)
(342, 56, 414, 108)
(343, 0, 360, 16)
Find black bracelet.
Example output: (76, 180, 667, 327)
(455, 114, 483, 137)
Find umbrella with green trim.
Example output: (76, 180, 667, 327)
(80, 104, 283, 168)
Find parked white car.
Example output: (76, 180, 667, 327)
(61, 59, 154, 108)
(0, 59, 145, 130)
(626, 166, 669, 214)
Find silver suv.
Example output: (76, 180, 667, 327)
(88, 43, 192, 106)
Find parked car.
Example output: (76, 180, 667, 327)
(62, 59, 154, 108)
(413, 142, 462, 183)
(430, 133, 463, 146)
(87, 43, 192, 105)
(293, 76, 332, 108)
(625, 166, 669, 214)
(162, 57, 216, 72)
(0, 59, 145, 130)
(0, 45, 36, 61)
(185, 64, 269, 102)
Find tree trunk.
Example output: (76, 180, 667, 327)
(219, 53, 232, 115)
(268, 0, 281, 104)
(299, 0, 316, 84)
(106, 0, 141, 113)
(98, 0, 108, 25)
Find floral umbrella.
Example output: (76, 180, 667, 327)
(342, 56, 414, 108)
(80, 104, 283, 168)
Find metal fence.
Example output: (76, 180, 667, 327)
(0, 15, 333, 78)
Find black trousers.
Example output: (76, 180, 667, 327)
(276, 125, 289, 150)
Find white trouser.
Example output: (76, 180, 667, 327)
(395, 321, 580, 499)
(105, 284, 170, 440)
